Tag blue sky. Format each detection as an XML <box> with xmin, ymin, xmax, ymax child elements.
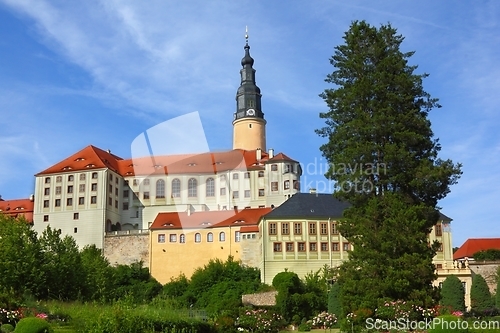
<box><xmin>0</xmin><ymin>1</ymin><xmax>498</xmax><ymax>247</ymax></box>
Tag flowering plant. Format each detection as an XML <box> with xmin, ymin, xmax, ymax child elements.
<box><xmin>0</xmin><ymin>308</ymin><xmax>21</xmax><ymax>325</ymax></box>
<box><xmin>311</xmin><ymin>311</ymin><xmax>337</xmax><ymax>329</ymax></box>
<box><xmin>236</xmin><ymin>308</ymin><xmax>286</xmax><ymax>333</ymax></box>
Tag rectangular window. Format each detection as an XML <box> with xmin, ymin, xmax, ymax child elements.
<box><xmin>133</xmin><ymin>179</ymin><xmax>138</xmax><ymax>186</ymax></box>
<box><xmin>293</xmin><ymin>180</ymin><xmax>299</xmax><ymax>190</ymax></box>
<box><xmin>123</xmin><ymin>190</ymin><xmax>129</xmax><ymax>198</ymax></box>
<box><xmin>78</xmin><ymin>197</ymin><xmax>84</xmax><ymax>205</ymax></box>
<box><xmin>43</xmin><ymin>215</ymin><xmax>49</xmax><ymax>222</ymax></box>
<box><xmin>284</xmin><ymin>164</ymin><xmax>291</xmax><ymax>173</ymax></box>
<box><xmin>143</xmin><ymin>192</ymin><xmax>150</xmax><ymax>200</ymax></box>
<box><xmin>235</xmin><ymin>231</ymin><xmax>241</xmax><ymax>242</ymax></box>
<box><xmin>67</xmin><ymin>185</ymin><xmax>73</xmax><ymax>194</ymax></box>
<box><xmin>297</xmin><ymin>242</ymin><xmax>306</xmax><ymax>252</ymax></box>
<box><xmin>244</xmin><ymin>172</ymin><xmax>250</xmax><ymax>179</ymax></box>
<box><xmin>108</xmin><ymin>197</ymin><xmax>112</xmax><ymax>206</ymax></box>
<box><xmin>271</xmin><ymin>164</ymin><xmax>278</xmax><ymax>171</ymax></box>
<box><xmin>115</xmin><ymin>188</ymin><xmax>118</xmax><ymax>196</ymax></box>
<box><xmin>73</xmin><ymin>213</ymin><xmax>79</xmax><ymax>220</ymax></box>
<box><xmin>436</xmin><ymin>264</ymin><xmax>443</xmax><ymax>270</ymax></box>
<box><xmin>331</xmin><ymin>222</ymin><xmax>339</xmax><ymax>235</ymax></box>
<box><xmin>158</xmin><ymin>234</ymin><xmax>165</xmax><ymax>243</ymax></box>
<box><xmin>284</xmin><ymin>180</ymin><xmax>290</xmax><ymax>190</ymax></box>
<box><xmin>244</xmin><ymin>190</ymin><xmax>251</xmax><ymax>198</ymax></box>
<box><xmin>91</xmin><ymin>196</ymin><xmax>97</xmax><ymax>204</ymax></box>
<box><xmin>55</xmin><ymin>186</ymin><xmax>61</xmax><ymax>195</ymax></box>
<box><xmin>109</xmin><ymin>184</ymin><xmax>113</xmax><ymax>193</ymax></box>
<box><xmin>309</xmin><ymin>242</ymin><xmax>317</xmax><ymax>252</ymax></box>
<box><xmin>332</xmin><ymin>242</ymin><xmax>339</xmax><ymax>251</ymax></box>
<box><xmin>286</xmin><ymin>242</ymin><xmax>294</xmax><ymax>252</ymax></box>
<box><xmin>259</xmin><ymin>188</ymin><xmax>265</xmax><ymax>196</ymax></box>
<box><xmin>271</xmin><ymin>182</ymin><xmax>278</xmax><ymax>191</ymax></box>
<box><xmin>74</xmin><ymin>227</ymin><xmax>78</xmax><ymax>233</ymax></box>
<box><xmin>435</xmin><ymin>224</ymin><xmax>442</xmax><ymax>236</ymax></box>
<box><xmin>43</xmin><ymin>200</ymin><xmax>49</xmax><ymax>208</ymax></box>
<box><xmin>169</xmin><ymin>234</ymin><xmax>177</xmax><ymax>242</ymax></box>
<box><xmin>56</xmin><ymin>176</ymin><xmax>62</xmax><ymax>183</ymax></box>
<box><xmin>44</xmin><ymin>188</ymin><xmax>50</xmax><ymax>196</ymax></box>
<box><xmin>320</xmin><ymin>222</ymin><xmax>328</xmax><ymax>235</ymax></box>
<box><xmin>343</xmin><ymin>242</ymin><xmax>351</xmax><ymax>251</ymax></box>
<box><xmin>91</xmin><ymin>183</ymin><xmax>97</xmax><ymax>191</ymax></box>
<box><xmin>220</xmin><ymin>187</ymin><xmax>226</xmax><ymax>196</ymax></box>
<box><xmin>55</xmin><ymin>199</ymin><xmax>61</xmax><ymax>207</ymax></box>
<box><xmin>437</xmin><ymin>243</ymin><xmax>443</xmax><ymax>252</ymax></box>
<box><xmin>67</xmin><ymin>198</ymin><xmax>73</xmax><ymax>206</ymax></box>
<box><xmin>309</xmin><ymin>222</ymin><xmax>316</xmax><ymax>235</ymax></box>
<box><xmin>273</xmin><ymin>242</ymin><xmax>282</xmax><ymax>252</ymax></box>
<box><xmin>258</xmin><ymin>171</ymin><xmax>264</xmax><ymax>178</ymax></box>
<box><xmin>109</xmin><ymin>174</ymin><xmax>113</xmax><ymax>181</ymax></box>
<box><xmin>294</xmin><ymin>222</ymin><xmax>302</xmax><ymax>235</ymax></box>
<box><xmin>281</xmin><ymin>222</ymin><xmax>289</xmax><ymax>235</ymax></box>
<box><xmin>269</xmin><ymin>222</ymin><xmax>277</xmax><ymax>235</ymax></box>
<box><xmin>79</xmin><ymin>184</ymin><xmax>85</xmax><ymax>193</ymax></box>
<box><xmin>122</xmin><ymin>202</ymin><xmax>129</xmax><ymax>210</ymax></box>
<box><xmin>80</xmin><ymin>173</ymin><xmax>86</xmax><ymax>181</ymax></box>
<box><xmin>143</xmin><ymin>179</ymin><xmax>150</xmax><ymax>186</ymax></box>
<box><xmin>233</xmin><ymin>173</ymin><xmax>239</xmax><ymax>180</ymax></box>
<box><xmin>233</xmin><ymin>191</ymin><xmax>239</xmax><ymax>199</ymax></box>
<box><xmin>115</xmin><ymin>200</ymin><xmax>118</xmax><ymax>208</ymax></box>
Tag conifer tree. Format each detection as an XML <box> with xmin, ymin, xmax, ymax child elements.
<box><xmin>470</xmin><ymin>274</ymin><xmax>494</xmax><ymax>313</ymax></box>
<box><xmin>440</xmin><ymin>275</ymin><xmax>465</xmax><ymax>312</ymax></box>
<box><xmin>316</xmin><ymin>20</ymin><xmax>462</xmax><ymax>322</ymax></box>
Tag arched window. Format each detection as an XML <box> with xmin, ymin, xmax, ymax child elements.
<box><xmin>156</xmin><ymin>179</ymin><xmax>165</xmax><ymax>198</ymax></box>
<box><xmin>172</xmin><ymin>179</ymin><xmax>181</xmax><ymax>197</ymax></box>
<box><xmin>180</xmin><ymin>234</ymin><xmax>185</xmax><ymax>243</ymax></box>
<box><xmin>56</xmin><ymin>176</ymin><xmax>62</xmax><ymax>183</ymax></box>
<box><xmin>188</xmin><ymin>178</ymin><xmax>197</xmax><ymax>197</ymax></box>
<box><xmin>207</xmin><ymin>232</ymin><xmax>213</xmax><ymax>242</ymax></box>
<box><xmin>195</xmin><ymin>233</ymin><xmax>201</xmax><ymax>243</ymax></box>
<box><xmin>68</xmin><ymin>175</ymin><xmax>74</xmax><ymax>181</ymax></box>
<box><xmin>44</xmin><ymin>177</ymin><xmax>51</xmax><ymax>184</ymax></box>
<box><xmin>206</xmin><ymin>177</ymin><xmax>215</xmax><ymax>197</ymax></box>
<box><xmin>219</xmin><ymin>232</ymin><xmax>225</xmax><ymax>242</ymax></box>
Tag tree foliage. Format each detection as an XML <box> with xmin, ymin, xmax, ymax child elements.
<box><xmin>316</xmin><ymin>20</ymin><xmax>462</xmax><ymax>323</ymax></box>
<box><xmin>470</xmin><ymin>274</ymin><xmax>495</xmax><ymax>313</ymax></box>
<box><xmin>473</xmin><ymin>249</ymin><xmax>500</xmax><ymax>261</ymax></box>
<box><xmin>440</xmin><ymin>275</ymin><xmax>465</xmax><ymax>312</ymax></box>
<box><xmin>328</xmin><ymin>282</ymin><xmax>342</xmax><ymax>320</ymax></box>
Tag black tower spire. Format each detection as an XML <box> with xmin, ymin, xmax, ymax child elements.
<box><xmin>234</xmin><ymin>29</ymin><xmax>264</xmax><ymax>121</ymax></box>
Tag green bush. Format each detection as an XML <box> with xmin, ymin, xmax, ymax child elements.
<box><xmin>471</xmin><ymin>274</ymin><xmax>495</xmax><ymax>314</ymax></box>
<box><xmin>428</xmin><ymin>315</ymin><xmax>468</xmax><ymax>333</ymax></box>
<box><xmin>328</xmin><ymin>282</ymin><xmax>342</xmax><ymax>320</ymax></box>
<box><xmin>13</xmin><ymin>317</ymin><xmax>52</xmax><ymax>333</ymax></box>
<box><xmin>0</xmin><ymin>324</ymin><xmax>15</xmax><ymax>333</ymax></box>
<box><xmin>440</xmin><ymin>275</ymin><xmax>465</xmax><ymax>312</ymax></box>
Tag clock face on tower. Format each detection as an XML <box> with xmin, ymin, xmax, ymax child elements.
<box><xmin>246</xmin><ymin>108</ymin><xmax>255</xmax><ymax>116</ymax></box>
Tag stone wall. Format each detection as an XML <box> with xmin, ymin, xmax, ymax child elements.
<box><xmin>242</xmin><ymin>291</ymin><xmax>277</xmax><ymax>306</ymax></box>
<box><xmin>470</xmin><ymin>261</ymin><xmax>499</xmax><ymax>294</ymax></box>
<box><xmin>104</xmin><ymin>231</ymin><xmax>149</xmax><ymax>268</ymax></box>
<box><xmin>240</xmin><ymin>233</ymin><xmax>261</xmax><ymax>268</ymax></box>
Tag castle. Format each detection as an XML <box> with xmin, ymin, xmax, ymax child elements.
<box><xmin>0</xmin><ymin>37</ymin><xmax>473</xmax><ymax>307</ymax></box>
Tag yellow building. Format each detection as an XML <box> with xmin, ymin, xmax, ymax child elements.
<box><xmin>149</xmin><ymin>207</ymin><xmax>271</xmax><ymax>284</ymax></box>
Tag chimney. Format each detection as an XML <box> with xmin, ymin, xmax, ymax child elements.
<box><xmin>268</xmin><ymin>148</ymin><xmax>274</xmax><ymax>159</ymax></box>
<box><xmin>309</xmin><ymin>188</ymin><xmax>317</xmax><ymax>194</ymax></box>
<box><xmin>187</xmin><ymin>206</ymin><xmax>192</xmax><ymax>216</ymax></box>
<box><xmin>29</xmin><ymin>194</ymin><xmax>34</xmax><ymax>202</ymax></box>
<box><xmin>0</xmin><ymin>195</ymin><xmax>3</xmax><ymax>201</ymax></box>
<box><xmin>256</xmin><ymin>148</ymin><xmax>262</xmax><ymax>161</ymax></box>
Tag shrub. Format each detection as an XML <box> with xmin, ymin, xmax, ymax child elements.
<box><xmin>440</xmin><ymin>275</ymin><xmax>465</xmax><ymax>312</ymax></box>
<box><xmin>428</xmin><ymin>314</ymin><xmax>468</xmax><ymax>333</ymax></box>
<box><xmin>471</xmin><ymin>274</ymin><xmax>495</xmax><ymax>314</ymax></box>
<box><xmin>13</xmin><ymin>317</ymin><xmax>52</xmax><ymax>333</ymax></box>
<box><xmin>0</xmin><ymin>324</ymin><xmax>15</xmax><ymax>333</ymax></box>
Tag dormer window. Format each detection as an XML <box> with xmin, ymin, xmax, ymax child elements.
<box><xmin>75</xmin><ymin>157</ymin><xmax>85</xmax><ymax>161</ymax></box>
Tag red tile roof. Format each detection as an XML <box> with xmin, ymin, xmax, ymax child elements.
<box><xmin>267</xmin><ymin>152</ymin><xmax>298</xmax><ymax>163</ymax></box>
<box><xmin>36</xmin><ymin>145</ymin><xmax>298</xmax><ymax>178</ymax></box>
<box><xmin>36</xmin><ymin>145</ymin><xmax>123</xmax><ymax>175</ymax></box>
<box><xmin>150</xmin><ymin>207</ymin><xmax>272</xmax><ymax>231</ymax></box>
<box><xmin>453</xmin><ymin>238</ymin><xmax>500</xmax><ymax>260</ymax></box>
<box><xmin>0</xmin><ymin>198</ymin><xmax>34</xmax><ymax>223</ymax></box>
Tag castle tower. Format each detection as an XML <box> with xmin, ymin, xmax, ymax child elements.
<box><xmin>232</xmin><ymin>29</ymin><xmax>266</xmax><ymax>151</ymax></box>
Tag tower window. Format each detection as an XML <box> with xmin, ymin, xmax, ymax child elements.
<box><xmin>249</xmin><ymin>124</ymin><xmax>252</xmax><ymax>128</ymax></box>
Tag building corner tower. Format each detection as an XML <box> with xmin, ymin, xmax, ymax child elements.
<box><xmin>232</xmin><ymin>31</ymin><xmax>266</xmax><ymax>151</ymax></box>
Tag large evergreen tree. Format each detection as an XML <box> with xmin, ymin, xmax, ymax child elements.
<box><xmin>316</xmin><ymin>21</ymin><xmax>462</xmax><ymax>322</ymax></box>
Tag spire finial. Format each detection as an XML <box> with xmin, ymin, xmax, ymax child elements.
<box><xmin>245</xmin><ymin>26</ymin><xmax>249</xmax><ymax>44</ymax></box>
